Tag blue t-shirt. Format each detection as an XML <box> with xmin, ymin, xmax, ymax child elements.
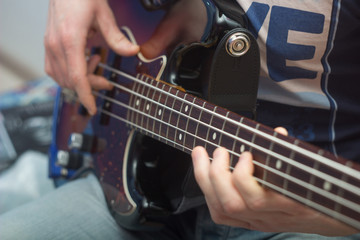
<box><xmin>236</xmin><ymin>0</ymin><xmax>360</xmax><ymax>162</ymax></box>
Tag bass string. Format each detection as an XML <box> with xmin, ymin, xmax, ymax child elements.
<box><xmin>93</xmin><ymin>70</ymin><xmax>360</xmax><ymax>198</ymax></box>
<box><xmin>96</xmin><ymin>106</ymin><xmax>360</xmax><ymax>228</ymax></box>
<box><xmin>91</xmin><ymin>90</ymin><xmax>360</xmax><ymax>213</ymax></box>
<box><xmin>97</xmin><ymin>62</ymin><xmax>359</xmax><ymax>180</ymax></box>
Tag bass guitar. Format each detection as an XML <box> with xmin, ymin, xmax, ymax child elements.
<box><xmin>49</xmin><ymin>0</ymin><xmax>360</xmax><ymax>231</ymax></box>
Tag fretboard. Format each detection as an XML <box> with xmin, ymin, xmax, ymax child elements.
<box><xmin>97</xmin><ymin>69</ymin><xmax>360</xmax><ymax>230</ymax></box>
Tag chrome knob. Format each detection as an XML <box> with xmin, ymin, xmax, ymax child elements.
<box><xmin>226</xmin><ymin>32</ymin><xmax>251</xmax><ymax>57</ymax></box>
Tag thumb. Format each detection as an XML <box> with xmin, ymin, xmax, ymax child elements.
<box><xmin>95</xmin><ymin>3</ymin><xmax>139</xmax><ymax>56</ymax></box>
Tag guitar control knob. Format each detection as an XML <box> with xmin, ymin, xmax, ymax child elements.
<box><xmin>68</xmin><ymin>133</ymin><xmax>106</xmax><ymax>153</ymax></box>
<box><xmin>56</xmin><ymin>150</ymin><xmax>85</xmax><ymax>169</ymax></box>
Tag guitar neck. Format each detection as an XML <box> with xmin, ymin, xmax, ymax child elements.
<box><xmin>96</xmin><ymin>68</ymin><xmax>360</xmax><ymax>230</ymax></box>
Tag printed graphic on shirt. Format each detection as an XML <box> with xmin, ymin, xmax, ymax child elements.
<box><xmin>237</xmin><ymin>0</ymin><xmax>337</xmax><ymax>109</ymax></box>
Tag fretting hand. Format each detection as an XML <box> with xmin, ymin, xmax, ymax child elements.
<box><xmin>191</xmin><ymin>127</ymin><xmax>357</xmax><ymax>236</ymax></box>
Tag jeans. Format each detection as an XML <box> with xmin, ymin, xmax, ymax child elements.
<box><xmin>0</xmin><ymin>173</ymin><xmax>358</xmax><ymax>240</ymax></box>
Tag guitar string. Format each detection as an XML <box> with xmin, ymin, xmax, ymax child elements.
<box><xmin>76</xmin><ymin>63</ymin><xmax>360</xmax><ymax>225</ymax></box>
<box><xmin>91</xmin><ymin>89</ymin><xmax>360</xmax><ymax>213</ymax></box>
<box><xmin>93</xmin><ymin>71</ymin><xmax>360</xmax><ymax>199</ymax></box>
<box><xmin>97</xmin><ymin>62</ymin><xmax>359</xmax><ymax>179</ymax></box>
<box><xmin>93</xmin><ymin>63</ymin><xmax>360</xmax><ymax>195</ymax></box>
<box><xmin>95</xmin><ymin>105</ymin><xmax>360</xmax><ymax>229</ymax></box>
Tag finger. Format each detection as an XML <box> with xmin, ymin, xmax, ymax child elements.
<box><xmin>96</xmin><ymin>4</ymin><xmax>139</xmax><ymax>56</ymax></box>
<box><xmin>209</xmin><ymin>148</ymin><xmax>245</xmax><ymax>212</ymax></box>
<box><xmin>141</xmin><ymin>14</ymin><xmax>181</xmax><ymax>59</ymax></box>
<box><xmin>87</xmin><ymin>54</ymin><xmax>101</xmax><ymax>74</ymax></box>
<box><xmin>87</xmin><ymin>55</ymin><xmax>113</xmax><ymax>90</ymax></box>
<box><xmin>62</xmin><ymin>25</ymin><xmax>97</xmax><ymax>115</ymax></box>
<box><xmin>44</xmin><ymin>12</ymin><xmax>69</xmax><ymax>86</ymax></box>
<box><xmin>274</xmin><ymin>127</ymin><xmax>288</xmax><ymax>136</ymax></box>
<box><xmin>232</xmin><ymin>152</ymin><xmax>267</xmax><ymax>209</ymax></box>
<box><xmin>46</xmin><ymin>43</ymin><xmax>70</xmax><ymax>86</ymax></box>
<box><xmin>192</xmin><ymin>146</ymin><xmax>213</xmax><ymax>196</ymax></box>
<box><xmin>45</xmin><ymin>48</ymin><xmax>69</xmax><ymax>87</ymax></box>
<box><xmin>232</xmin><ymin>152</ymin><xmax>292</xmax><ymax>212</ymax></box>
<box><xmin>69</xmin><ymin>58</ymin><xmax>97</xmax><ymax>116</ymax></box>
<box><xmin>192</xmin><ymin>147</ymin><xmax>240</xmax><ymax>225</ymax></box>
<box><xmin>88</xmin><ymin>75</ymin><xmax>113</xmax><ymax>91</ymax></box>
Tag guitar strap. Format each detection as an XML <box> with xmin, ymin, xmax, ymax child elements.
<box><xmin>173</xmin><ymin>0</ymin><xmax>260</xmax><ymax>214</ymax></box>
<box><xmin>206</xmin><ymin>27</ymin><xmax>259</xmax><ymax>117</ymax></box>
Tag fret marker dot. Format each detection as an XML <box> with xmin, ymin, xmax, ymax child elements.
<box><xmin>179</xmin><ymin>133</ymin><xmax>182</xmax><ymax>141</ymax></box>
<box><xmin>276</xmin><ymin>160</ymin><xmax>282</xmax><ymax>169</ymax></box>
<box><xmin>136</xmin><ymin>99</ymin><xmax>140</xmax><ymax>106</ymax></box>
<box><xmin>240</xmin><ymin>144</ymin><xmax>245</xmax><ymax>152</ymax></box>
<box><xmin>212</xmin><ymin>132</ymin><xmax>217</xmax><ymax>140</ymax></box>
<box><xmin>185</xmin><ymin>105</ymin><xmax>189</xmax><ymax>112</ymax></box>
<box><xmin>146</xmin><ymin>104</ymin><xmax>150</xmax><ymax>111</ymax></box>
<box><xmin>158</xmin><ymin>109</ymin><xmax>162</xmax><ymax>116</ymax></box>
<box><xmin>323</xmin><ymin>181</ymin><xmax>332</xmax><ymax>191</ymax></box>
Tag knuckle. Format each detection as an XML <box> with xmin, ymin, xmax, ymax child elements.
<box><xmin>194</xmin><ymin>170</ymin><xmax>206</xmax><ymax>184</ymax></box>
<box><xmin>59</xmin><ymin>28</ymin><xmax>75</xmax><ymax>49</ymax></box>
<box><xmin>208</xmin><ymin>165</ymin><xmax>219</xmax><ymax>180</ymax></box>
<box><xmin>222</xmin><ymin>200</ymin><xmax>243</xmax><ymax>215</ymax></box>
<box><xmin>44</xmin><ymin>65</ymin><xmax>53</xmax><ymax>76</ymax></box>
<box><xmin>112</xmin><ymin>33</ymin><xmax>126</xmax><ymax>45</ymax></box>
<box><xmin>248</xmin><ymin>198</ymin><xmax>266</xmax><ymax>211</ymax></box>
<box><xmin>210</xmin><ymin>212</ymin><xmax>226</xmax><ymax>225</ymax></box>
<box><xmin>69</xmin><ymin>73</ymin><xmax>81</xmax><ymax>87</ymax></box>
<box><xmin>44</xmin><ymin>60</ymin><xmax>53</xmax><ymax>76</ymax></box>
<box><xmin>44</xmin><ymin>34</ymin><xmax>57</xmax><ymax>50</ymax></box>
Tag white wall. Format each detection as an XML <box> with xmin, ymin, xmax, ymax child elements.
<box><xmin>0</xmin><ymin>0</ymin><xmax>49</xmax><ymax>93</ymax></box>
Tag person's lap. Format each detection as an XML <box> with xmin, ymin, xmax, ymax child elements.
<box><xmin>0</xmin><ymin>173</ymin><xmax>357</xmax><ymax>240</ymax></box>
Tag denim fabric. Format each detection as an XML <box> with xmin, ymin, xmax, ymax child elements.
<box><xmin>0</xmin><ymin>174</ymin><xmax>358</xmax><ymax>240</ymax></box>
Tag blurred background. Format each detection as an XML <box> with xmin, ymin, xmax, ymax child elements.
<box><xmin>0</xmin><ymin>0</ymin><xmax>57</xmax><ymax>164</ymax></box>
<box><xmin>0</xmin><ymin>0</ymin><xmax>49</xmax><ymax>93</ymax></box>
<box><xmin>0</xmin><ymin>1</ymin><xmax>56</xmax><ymax>212</ymax></box>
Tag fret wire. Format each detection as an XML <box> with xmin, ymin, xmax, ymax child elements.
<box><xmin>94</xmin><ymin>90</ymin><xmax>360</xmax><ymax>202</ymax></box>
<box><xmin>151</xmin><ymin>80</ymin><xmax>161</xmax><ymax>136</ymax></box>
<box><xmin>185</xmin><ymin>97</ymin><xmax>197</xmax><ymax>151</ymax></box>
<box><xmin>98</xmin><ymin>62</ymin><xmax>358</xmax><ymax>178</ymax></box>
<box><xmin>255</xmin><ymin>177</ymin><xmax>360</xmax><ymax>230</ymax></box>
<box><xmin>194</xmin><ymin>101</ymin><xmax>207</xmax><ymax>149</ymax></box>
<box><xmin>175</xmin><ymin>90</ymin><xmax>185</xmax><ymax>149</ymax></box>
<box><xmin>334</xmin><ymin>171</ymin><xmax>349</xmax><ymax>218</ymax></box>
<box><xmin>205</xmin><ymin>106</ymin><xmax>217</xmax><ymax>152</ymax></box>
<box><xmin>180</xmin><ymin>93</ymin><xmax>189</xmax><ymax>152</ymax></box>
<box><xmin>158</xmin><ymin>84</ymin><xmax>168</xmax><ymax>140</ymax></box>
<box><xmin>96</xmin><ymin>67</ymin><xmax>360</xmax><ymax>194</ymax></box>
<box><xmin>102</xmin><ymin>76</ymin><xmax>360</xmax><ymax>195</ymax></box>
<box><xmin>96</xmin><ymin>105</ymin><xmax>360</xmax><ymax>218</ymax></box>
<box><xmin>219</xmin><ymin>111</ymin><xmax>229</xmax><ymax>151</ymax></box>
<box><xmin>306</xmin><ymin>161</ymin><xmax>320</xmax><ymax>207</ymax></box>
<box><xmin>262</xmin><ymin>132</ymin><xmax>277</xmax><ymax>187</ymax></box>
<box><xmin>172</xmin><ymin>89</ymin><xmax>180</xmax><ymax>146</ymax></box>
<box><xmin>230</xmin><ymin>118</ymin><xmax>243</xmax><ymax>167</ymax></box>
<box><xmin>254</xmin><ymin>161</ymin><xmax>360</xmax><ymax>212</ymax></box>
<box><xmin>139</xmin><ymin>75</ymin><xmax>148</xmax><ymax>129</ymax></box>
<box><xmin>145</xmin><ymin>78</ymin><xmax>155</xmax><ymax>133</ymax></box>
<box><xmin>128</xmin><ymin>73</ymin><xmax>137</xmax><ymax>124</ymax></box>
<box><xmin>129</xmin><ymin>74</ymin><xmax>142</xmax><ymax>125</ymax></box>
<box><xmin>248</xmin><ymin>123</ymin><xmax>259</xmax><ymax>153</ymax></box>
<box><xmin>97</xmin><ymin>80</ymin><xmax>360</xmax><ymax>196</ymax></box>
<box><xmin>165</xmin><ymin>89</ymin><xmax>177</xmax><ymax>146</ymax></box>
<box><xmin>283</xmin><ymin>140</ymin><xmax>299</xmax><ymax>192</ymax></box>
<box><xmin>134</xmin><ymin>75</ymin><xmax>145</xmax><ymax>127</ymax></box>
